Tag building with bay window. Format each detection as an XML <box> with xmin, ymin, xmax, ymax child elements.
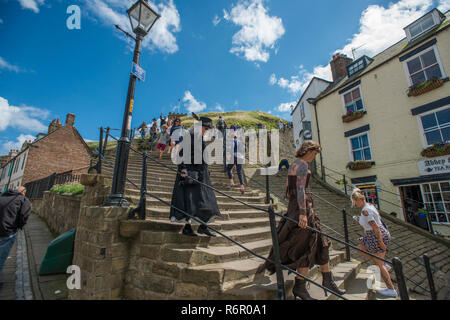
<box><xmin>310</xmin><ymin>8</ymin><xmax>450</xmax><ymax>235</ymax></box>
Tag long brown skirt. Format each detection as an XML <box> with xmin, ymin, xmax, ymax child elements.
<box><xmin>259</xmin><ymin>193</ymin><xmax>330</xmax><ymax>273</ymax></box>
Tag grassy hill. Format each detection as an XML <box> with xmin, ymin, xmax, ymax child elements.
<box><xmin>178</xmin><ymin>110</ymin><xmax>290</xmax><ymax>129</ymax></box>
<box><xmin>86</xmin><ymin>111</ymin><xmax>292</xmax><ymax>151</ymax></box>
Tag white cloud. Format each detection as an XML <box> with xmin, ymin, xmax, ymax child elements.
<box><xmin>1</xmin><ymin>134</ymin><xmax>36</xmax><ymax>154</ymax></box>
<box><xmin>183</xmin><ymin>91</ymin><xmax>206</xmax><ymax>113</ymax></box>
<box><xmin>0</xmin><ymin>57</ymin><xmax>21</xmax><ymax>73</ymax></box>
<box><xmin>85</xmin><ymin>0</ymin><xmax>181</xmax><ymax>54</ymax></box>
<box><xmin>18</xmin><ymin>0</ymin><xmax>45</xmax><ymax>13</ymax></box>
<box><xmin>437</xmin><ymin>0</ymin><xmax>450</xmax><ymax>11</ymax></box>
<box><xmin>213</xmin><ymin>14</ymin><xmax>221</xmax><ymax>26</ymax></box>
<box><xmin>276</xmin><ymin>101</ymin><xmax>296</xmax><ymax>113</ymax></box>
<box><xmin>0</xmin><ymin>96</ymin><xmax>50</xmax><ymax>133</ymax></box>
<box><xmin>214</xmin><ymin>104</ymin><xmax>225</xmax><ymax>113</ymax></box>
<box><xmin>223</xmin><ymin>0</ymin><xmax>285</xmax><ymax>63</ymax></box>
<box><xmin>271</xmin><ymin>0</ymin><xmax>438</xmax><ymax>97</ymax></box>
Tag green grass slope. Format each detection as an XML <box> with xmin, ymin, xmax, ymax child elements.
<box><xmin>178</xmin><ymin>110</ymin><xmax>290</xmax><ymax>129</ymax></box>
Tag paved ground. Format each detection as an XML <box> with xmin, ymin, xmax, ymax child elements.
<box><xmin>0</xmin><ymin>213</ymin><xmax>69</xmax><ymax>300</ymax></box>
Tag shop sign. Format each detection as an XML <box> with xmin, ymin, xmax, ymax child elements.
<box><xmin>418</xmin><ymin>155</ymin><xmax>450</xmax><ymax>175</ymax></box>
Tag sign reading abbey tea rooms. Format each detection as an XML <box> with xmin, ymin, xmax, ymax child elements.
<box><xmin>418</xmin><ymin>155</ymin><xmax>450</xmax><ymax>175</ymax></box>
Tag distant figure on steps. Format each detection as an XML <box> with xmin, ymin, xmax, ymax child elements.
<box><xmin>169</xmin><ymin>116</ymin><xmax>222</xmax><ymax>237</ymax></box>
<box><xmin>256</xmin><ymin>140</ymin><xmax>345</xmax><ymax>300</ymax></box>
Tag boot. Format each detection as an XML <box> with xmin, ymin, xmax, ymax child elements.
<box><xmin>197</xmin><ymin>224</ymin><xmax>216</xmax><ymax>237</ymax></box>
<box><xmin>322</xmin><ymin>272</ymin><xmax>346</xmax><ymax>297</ymax></box>
<box><xmin>182</xmin><ymin>224</ymin><xmax>197</xmax><ymax>237</ymax></box>
<box><xmin>292</xmin><ymin>278</ymin><xmax>316</xmax><ymax>300</ymax></box>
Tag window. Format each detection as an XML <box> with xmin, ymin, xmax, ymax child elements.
<box><xmin>343</xmin><ymin>87</ymin><xmax>364</xmax><ymax>113</ymax></box>
<box><xmin>420</xmin><ymin>108</ymin><xmax>450</xmax><ymax>146</ymax></box>
<box><xmin>348</xmin><ymin>60</ymin><xmax>364</xmax><ymax>77</ymax></box>
<box><xmin>406</xmin><ymin>48</ymin><xmax>443</xmax><ymax>86</ymax></box>
<box><xmin>21</xmin><ymin>153</ymin><xmax>27</xmax><ymax>170</ymax></box>
<box><xmin>300</xmin><ymin>102</ymin><xmax>305</xmax><ymax>120</ymax></box>
<box><xmin>14</xmin><ymin>157</ymin><xmax>20</xmax><ymax>173</ymax></box>
<box><xmin>409</xmin><ymin>15</ymin><xmax>435</xmax><ymax>39</ymax></box>
<box><xmin>350</xmin><ymin>133</ymin><xmax>372</xmax><ymax>161</ymax></box>
<box><xmin>421</xmin><ymin>182</ymin><xmax>450</xmax><ymax>223</ymax></box>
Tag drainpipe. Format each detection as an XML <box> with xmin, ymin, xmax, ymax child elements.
<box><xmin>311</xmin><ymin>99</ymin><xmax>323</xmax><ymax>173</ymax></box>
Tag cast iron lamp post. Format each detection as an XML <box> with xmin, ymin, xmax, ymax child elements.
<box><xmin>104</xmin><ymin>0</ymin><xmax>160</xmax><ymax>207</ymax></box>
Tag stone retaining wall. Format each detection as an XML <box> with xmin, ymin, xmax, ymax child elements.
<box><xmin>31</xmin><ymin>192</ymin><xmax>81</xmax><ymax>236</ymax></box>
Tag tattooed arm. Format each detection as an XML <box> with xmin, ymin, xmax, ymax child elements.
<box><xmin>296</xmin><ymin>160</ymin><xmax>308</xmax><ymax>216</ymax></box>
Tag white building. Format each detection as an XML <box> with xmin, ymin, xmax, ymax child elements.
<box><xmin>291</xmin><ymin>77</ymin><xmax>331</xmax><ymax>148</ymax></box>
<box><xmin>0</xmin><ymin>148</ymin><xmax>30</xmax><ymax>192</ymax></box>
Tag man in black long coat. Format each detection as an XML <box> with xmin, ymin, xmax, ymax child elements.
<box><xmin>169</xmin><ymin>117</ymin><xmax>222</xmax><ymax>237</ymax></box>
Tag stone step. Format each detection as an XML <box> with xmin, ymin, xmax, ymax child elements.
<box><xmin>124</xmin><ymin>188</ymin><xmax>266</xmax><ymax>203</ymax></box>
<box><xmin>185</xmin><ymin>250</ymin><xmax>345</xmax><ymax>293</ymax></box>
<box><xmin>102</xmin><ymin>165</ymin><xmax>236</xmax><ymax>181</ymax></box>
<box><xmin>126</xmin><ymin>195</ymin><xmax>271</xmax><ymax>211</ymax></box>
<box><xmin>123</xmin><ymin>182</ymin><xmax>261</xmax><ymax>196</ymax></box>
<box><xmin>160</xmin><ymin>239</ymin><xmax>273</xmax><ymax>266</ymax></box>
<box><xmin>217</xmin><ymin>250</ymin><xmax>347</xmax><ymax>299</ymax></box>
<box><xmin>140</xmin><ymin>225</ymin><xmax>275</xmax><ymax>249</ymax></box>
<box><xmin>145</xmin><ymin>207</ymin><xmax>269</xmax><ymax>221</ymax></box>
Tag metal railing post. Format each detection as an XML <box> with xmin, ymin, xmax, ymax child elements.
<box><xmin>322</xmin><ymin>166</ymin><xmax>326</xmax><ymax>183</ymax></box>
<box><xmin>392</xmin><ymin>257</ymin><xmax>409</xmax><ymax>300</ymax></box>
<box><xmin>342</xmin><ymin>209</ymin><xmax>351</xmax><ymax>261</ymax></box>
<box><xmin>128</xmin><ymin>151</ymin><xmax>147</xmax><ymax>220</ymax></box>
<box><xmin>265</xmin><ymin>174</ymin><xmax>270</xmax><ymax>204</ymax></box>
<box><xmin>422</xmin><ymin>254</ymin><xmax>437</xmax><ymax>300</ymax></box>
<box><xmin>343</xmin><ymin>174</ymin><xmax>348</xmax><ymax>196</ymax></box>
<box><xmin>103</xmin><ymin>127</ymin><xmax>110</xmax><ymax>157</ymax></box>
<box><xmin>268</xmin><ymin>206</ymin><xmax>286</xmax><ymax>300</ymax></box>
<box><xmin>425</xmin><ymin>211</ymin><xmax>435</xmax><ymax>235</ymax></box>
<box><xmin>97</xmin><ymin>127</ymin><xmax>104</xmax><ymax>174</ymax></box>
<box><xmin>375</xmin><ymin>185</ymin><xmax>381</xmax><ymax>210</ymax></box>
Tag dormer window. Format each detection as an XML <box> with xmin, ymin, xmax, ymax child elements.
<box><xmin>404</xmin><ymin>9</ymin><xmax>446</xmax><ymax>42</ymax></box>
<box><xmin>346</xmin><ymin>56</ymin><xmax>373</xmax><ymax>77</ymax></box>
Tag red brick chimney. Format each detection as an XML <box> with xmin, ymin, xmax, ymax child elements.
<box><xmin>66</xmin><ymin>113</ymin><xmax>75</xmax><ymax>127</ymax></box>
<box><xmin>48</xmin><ymin>120</ymin><xmax>57</xmax><ymax>134</ymax></box>
<box><xmin>329</xmin><ymin>53</ymin><xmax>353</xmax><ymax>82</ymax></box>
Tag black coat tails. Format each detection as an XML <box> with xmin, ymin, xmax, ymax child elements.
<box><xmin>169</xmin><ymin>130</ymin><xmax>222</xmax><ymax>224</ymax></box>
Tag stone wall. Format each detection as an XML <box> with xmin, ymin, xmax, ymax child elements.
<box><xmin>69</xmin><ymin>174</ymin><xmax>132</xmax><ymax>300</ymax></box>
<box><xmin>32</xmin><ymin>191</ymin><xmax>81</xmax><ymax>236</ymax></box>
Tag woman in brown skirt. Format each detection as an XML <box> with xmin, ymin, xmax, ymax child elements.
<box><xmin>256</xmin><ymin>140</ymin><xmax>345</xmax><ymax>300</ymax></box>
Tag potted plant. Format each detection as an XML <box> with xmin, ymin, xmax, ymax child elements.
<box><xmin>421</xmin><ymin>142</ymin><xmax>450</xmax><ymax>157</ymax></box>
<box><xmin>408</xmin><ymin>77</ymin><xmax>444</xmax><ymax>97</ymax></box>
<box><xmin>342</xmin><ymin>110</ymin><xmax>365</xmax><ymax>123</ymax></box>
<box><xmin>346</xmin><ymin>160</ymin><xmax>374</xmax><ymax>170</ymax></box>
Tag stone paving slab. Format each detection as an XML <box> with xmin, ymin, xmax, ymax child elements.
<box><xmin>0</xmin><ymin>241</ymin><xmax>17</xmax><ymax>300</ymax></box>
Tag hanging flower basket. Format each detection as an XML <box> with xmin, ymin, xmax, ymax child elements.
<box><xmin>346</xmin><ymin>160</ymin><xmax>374</xmax><ymax>170</ymax></box>
<box><xmin>408</xmin><ymin>77</ymin><xmax>444</xmax><ymax>97</ymax></box>
<box><xmin>342</xmin><ymin>110</ymin><xmax>365</xmax><ymax>123</ymax></box>
<box><xmin>335</xmin><ymin>179</ymin><xmax>345</xmax><ymax>185</ymax></box>
<box><xmin>421</xmin><ymin>142</ymin><xmax>450</xmax><ymax>158</ymax></box>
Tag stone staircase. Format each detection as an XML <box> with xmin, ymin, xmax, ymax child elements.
<box><xmin>99</xmin><ymin>141</ymin><xmax>361</xmax><ymax>300</ymax></box>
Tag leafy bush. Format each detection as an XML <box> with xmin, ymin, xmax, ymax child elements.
<box><xmin>50</xmin><ymin>183</ymin><xmax>84</xmax><ymax>196</ymax></box>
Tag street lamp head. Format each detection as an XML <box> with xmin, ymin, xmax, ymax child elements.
<box><xmin>127</xmin><ymin>0</ymin><xmax>160</xmax><ymax>36</ymax></box>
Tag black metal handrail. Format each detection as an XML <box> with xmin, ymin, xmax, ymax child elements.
<box><xmin>98</xmin><ymin>148</ymin><xmax>348</xmax><ymax>300</ymax></box>
<box><xmin>99</xmin><ymin>128</ymin><xmax>415</xmax><ymax>299</ymax></box>
<box><xmin>315</xmin><ymin>164</ymin><xmax>435</xmax><ymax>295</ymax></box>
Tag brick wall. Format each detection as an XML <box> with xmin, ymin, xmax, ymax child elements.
<box><xmin>23</xmin><ymin>126</ymin><xmax>91</xmax><ymax>184</ymax></box>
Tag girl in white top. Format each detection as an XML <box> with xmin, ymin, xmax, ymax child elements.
<box><xmin>351</xmin><ymin>188</ymin><xmax>397</xmax><ymax>298</ymax></box>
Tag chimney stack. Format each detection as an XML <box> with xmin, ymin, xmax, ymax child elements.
<box><xmin>66</xmin><ymin>113</ymin><xmax>75</xmax><ymax>127</ymax></box>
<box><xmin>329</xmin><ymin>53</ymin><xmax>353</xmax><ymax>82</ymax></box>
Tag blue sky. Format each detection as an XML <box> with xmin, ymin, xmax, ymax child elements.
<box><xmin>0</xmin><ymin>0</ymin><xmax>449</xmax><ymax>153</ymax></box>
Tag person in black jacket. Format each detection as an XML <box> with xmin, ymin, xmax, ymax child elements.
<box><xmin>169</xmin><ymin>116</ymin><xmax>222</xmax><ymax>237</ymax></box>
<box><xmin>0</xmin><ymin>186</ymin><xmax>31</xmax><ymax>272</ymax></box>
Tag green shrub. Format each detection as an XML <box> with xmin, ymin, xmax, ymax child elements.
<box><xmin>50</xmin><ymin>183</ymin><xmax>84</xmax><ymax>196</ymax></box>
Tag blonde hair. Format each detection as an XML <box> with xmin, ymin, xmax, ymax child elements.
<box><xmin>351</xmin><ymin>188</ymin><xmax>366</xmax><ymax>207</ymax></box>
<box><xmin>295</xmin><ymin>140</ymin><xmax>321</xmax><ymax>158</ymax></box>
